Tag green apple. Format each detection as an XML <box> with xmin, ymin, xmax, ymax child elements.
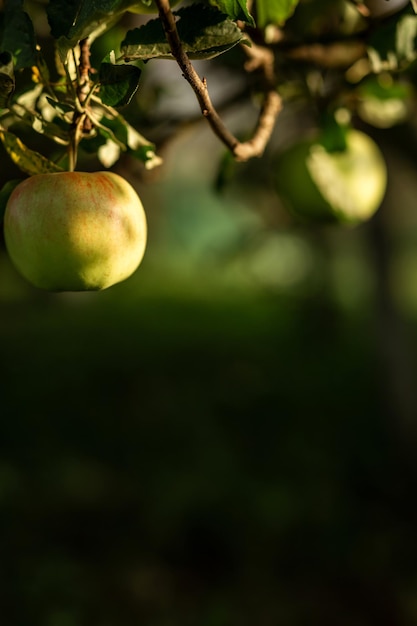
<box><xmin>274</xmin><ymin>129</ymin><xmax>387</xmax><ymax>224</ymax></box>
<box><xmin>127</xmin><ymin>0</ymin><xmax>181</xmax><ymax>14</ymax></box>
<box><xmin>3</xmin><ymin>171</ymin><xmax>147</xmax><ymax>291</ymax></box>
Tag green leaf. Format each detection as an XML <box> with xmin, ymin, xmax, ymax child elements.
<box><xmin>0</xmin><ymin>130</ymin><xmax>64</xmax><ymax>175</ymax></box>
<box><xmin>82</xmin><ymin>113</ymin><xmax>162</xmax><ymax>169</ymax></box>
<box><xmin>367</xmin><ymin>7</ymin><xmax>417</xmax><ymax>72</ymax></box>
<box><xmin>208</xmin><ymin>0</ymin><xmax>254</xmax><ymax>25</ymax></box>
<box><xmin>46</xmin><ymin>0</ymin><xmax>149</xmax><ymax>51</ymax></box>
<box><xmin>0</xmin><ymin>178</ymin><xmax>21</xmax><ymax>222</ymax></box>
<box><xmin>0</xmin><ymin>51</ymin><xmax>15</xmax><ymax>109</ymax></box>
<box><xmin>46</xmin><ymin>0</ymin><xmax>82</xmax><ymax>40</ymax></box>
<box><xmin>44</xmin><ymin>96</ymin><xmax>75</xmax><ymax>116</ymax></box>
<box><xmin>0</xmin><ymin>0</ymin><xmax>37</xmax><ymax>70</ymax></box>
<box><xmin>396</xmin><ymin>13</ymin><xmax>417</xmax><ymax>61</ymax></box>
<box><xmin>121</xmin><ymin>3</ymin><xmax>246</xmax><ymax>61</ymax></box>
<box><xmin>99</xmin><ymin>59</ymin><xmax>142</xmax><ymax>107</ymax></box>
<box><xmin>255</xmin><ymin>0</ymin><xmax>300</xmax><ymax>27</ymax></box>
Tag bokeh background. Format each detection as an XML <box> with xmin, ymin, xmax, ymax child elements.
<box><xmin>2</xmin><ymin>2</ymin><xmax>417</xmax><ymax>625</ymax></box>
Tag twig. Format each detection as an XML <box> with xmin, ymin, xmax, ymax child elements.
<box><xmin>76</xmin><ymin>38</ymin><xmax>93</xmax><ymax>132</ymax></box>
<box><xmin>68</xmin><ymin>38</ymin><xmax>94</xmax><ymax>170</ymax></box>
<box><xmin>78</xmin><ymin>39</ymin><xmax>92</xmax><ymax>101</ymax></box>
<box><xmin>154</xmin><ymin>0</ymin><xmax>281</xmax><ymax>161</ymax></box>
<box><xmin>285</xmin><ymin>41</ymin><xmax>367</xmax><ymax>69</ymax></box>
<box><xmin>237</xmin><ymin>33</ymin><xmax>282</xmax><ymax>161</ymax></box>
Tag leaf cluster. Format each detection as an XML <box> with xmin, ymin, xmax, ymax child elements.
<box><xmin>0</xmin><ymin>0</ymin><xmax>416</xmax><ymax>179</ymax></box>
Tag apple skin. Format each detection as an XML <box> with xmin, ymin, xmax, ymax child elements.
<box><xmin>274</xmin><ymin>130</ymin><xmax>387</xmax><ymax>225</ymax></box>
<box><xmin>4</xmin><ymin>171</ymin><xmax>147</xmax><ymax>291</ymax></box>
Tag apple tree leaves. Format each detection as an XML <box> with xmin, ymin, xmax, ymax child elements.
<box><xmin>99</xmin><ymin>59</ymin><xmax>142</xmax><ymax>108</ymax></box>
<box><xmin>120</xmin><ymin>3</ymin><xmax>247</xmax><ymax>61</ymax></box>
<box><xmin>255</xmin><ymin>0</ymin><xmax>300</xmax><ymax>27</ymax></box>
<box><xmin>46</xmin><ymin>0</ymin><xmax>143</xmax><ymax>52</ymax></box>
<box><xmin>79</xmin><ymin>113</ymin><xmax>161</xmax><ymax>170</ymax></box>
<box><xmin>0</xmin><ymin>1</ymin><xmax>36</xmax><ymax>109</ymax></box>
<box><xmin>0</xmin><ymin>52</ymin><xmax>14</xmax><ymax>110</ymax></box>
<box><xmin>0</xmin><ymin>0</ymin><xmax>37</xmax><ymax>72</ymax></box>
<box><xmin>367</xmin><ymin>4</ymin><xmax>417</xmax><ymax>71</ymax></box>
<box><xmin>0</xmin><ymin>130</ymin><xmax>64</xmax><ymax>175</ymax></box>
<box><xmin>9</xmin><ymin>0</ymin><xmax>414</xmax><ymax>179</ymax></box>
<box><xmin>209</xmin><ymin>0</ymin><xmax>254</xmax><ymax>25</ymax></box>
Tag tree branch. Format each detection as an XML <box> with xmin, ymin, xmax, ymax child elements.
<box><xmin>69</xmin><ymin>38</ymin><xmax>93</xmax><ymax>171</ymax></box>
<box><xmin>284</xmin><ymin>41</ymin><xmax>367</xmax><ymax>69</ymax></box>
<box><xmin>154</xmin><ymin>0</ymin><xmax>281</xmax><ymax>162</ymax></box>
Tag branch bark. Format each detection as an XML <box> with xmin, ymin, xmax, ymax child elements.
<box><xmin>154</xmin><ymin>0</ymin><xmax>282</xmax><ymax>161</ymax></box>
<box><xmin>69</xmin><ymin>38</ymin><xmax>93</xmax><ymax>171</ymax></box>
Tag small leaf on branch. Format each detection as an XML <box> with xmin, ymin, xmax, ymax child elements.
<box><xmin>0</xmin><ymin>130</ymin><xmax>63</xmax><ymax>175</ymax></box>
<box><xmin>109</xmin><ymin>115</ymin><xmax>162</xmax><ymax>169</ymax></box>
<box><xmin>0</xmin><ymin>0</ymin><xmax>37</xmax><ymax>70</ymax></box>
<box><xmin>368</xmin><ymin>7</ymin><xmax>417</xmax><ymax>72</ymax></box>
<box><xmin>99</xmin><ymin>60</ymin><xmax>142</xmax><ymax>107</ymax></box>
<box><xmin>81</xmin><ymin>113</ymin><xmax>162</xmax><ymax>169</ymax></box>
<box><xmin>208</xmin><ymin>0</ymin><xmax>254</xmax><ymax>25</ymax></box>
<box><xmin>98</xmin><ymin>139</ymin><xmax>121</xmax><ymax>168</ymax></box>
<box><xmin>46</xmin><ymin>0</ymin><xmax>80</xmax><ymax>39</ymax></box>
<box><xmin>255</xmin><ymin>0</ymin><xmax>300</xmax><ymax>27</ymax></box>
<box><xmin>46</xmin><ymin>0</ymin><xmax>146</xmax><ymax>52</ymax></box>
<box><xmin>0</xmin><ymin>51</ymin><xmax>15</xmax><ymax>109</ymax></box>
<box><xmin>121</xmin><ymin>4</ymin><xmax>247</xmax><ymax>61</ymax></box>
<box><xmin>44</xmin><ymin>97</ymin><xmax>75</xmax><ymax>117</ymax></box>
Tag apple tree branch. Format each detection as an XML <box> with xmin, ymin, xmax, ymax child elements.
<box><xmin>154</xmin><ymin>0</ymin><xmax>282</xmax><ymax>162</ymax></box>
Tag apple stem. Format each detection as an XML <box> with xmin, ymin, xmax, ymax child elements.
<box><xmin>68</xmin><ymin>132</ymin><xmax>78</xmax><ymax>172</ymax></box>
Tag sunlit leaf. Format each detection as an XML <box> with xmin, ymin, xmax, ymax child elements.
<box><xmin>44</xmin><ymin>97</ymin><xmax>74</xmax><ymax>117</ymax></box>
<box><xmin>208</xmin><ymin>0</ymin><xmax>254</xmax><ymax>25</ymax></box>
<box><xmin>81</xmin><ymin>112</ymin><xmax>162</xmax><ymax>169</ymax></box>
<box><xmin>368</xmin><ymin>6</ymin><xmax>417</xmax><ymax>72</ymax></box>
<box><xmin>97</xmin><ymin>138</ymin><xmax>121</xmax><ymax>167</ymax></box>
<box><xmin>255</xmin><ymin>0</ymin><xmax>300</xmax><ymax>27</ymax></box>
<box><xmin>0</xmin><ymin>130</ymin><xmax>63</xmax><ymax>175</ymax></box>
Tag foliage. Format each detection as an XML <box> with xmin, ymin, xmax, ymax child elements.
<box><xmin>0</xmin><ymin>0</ymin><xmax>415</xmax><ymax>186</ymax></box>
<box><xmin>1</xmin><ymin>0</ymin><xmax>417</xmax><ymax>294</ymax></box>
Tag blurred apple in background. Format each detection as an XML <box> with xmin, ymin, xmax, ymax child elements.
<box><xmin>274</xmin><ymin>129</ymin><xmax>387</xmax><ymax>225</ymax></box>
